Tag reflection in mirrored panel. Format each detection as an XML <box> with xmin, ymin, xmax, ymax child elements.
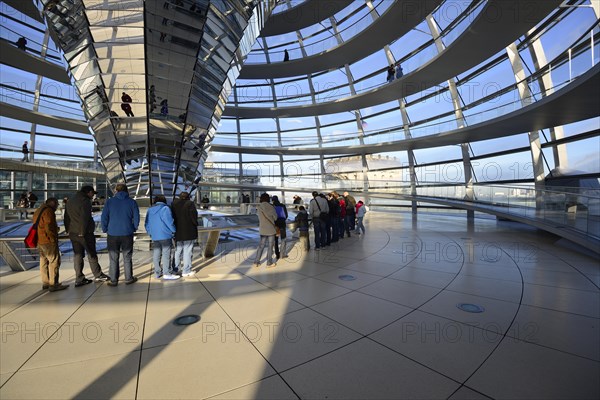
<box><xmin>42</xmin><ymin>0</ymin><xmax>276</xmax><ymax>201</ymax></box>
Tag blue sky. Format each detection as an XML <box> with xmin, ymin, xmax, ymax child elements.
<box><xmin>0</xmin><ymin>0</ymin><xmax>598</xmax><ymax>183</ymax></box>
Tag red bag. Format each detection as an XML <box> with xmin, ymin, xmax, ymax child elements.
<box><xmin>24</xmin><ymin>206</ymin><xmax>45</xmax><ymax>249</ymax></box>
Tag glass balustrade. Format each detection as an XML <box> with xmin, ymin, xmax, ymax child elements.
<box><xmin>244</xmin><ymin>0</ymin><xmax>390</xmax><ymax>63</ymax></box>
<box><xmin>235</xmin><ymin>0</ymin><xmax>485</xmax><ymax>105</ymax></box>
<box><xmin>214</xmin><ymin>28</ymin><xmax>599</xmax><ymax>149</ymax></box>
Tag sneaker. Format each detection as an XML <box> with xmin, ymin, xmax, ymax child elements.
<box><xmin>107</xmin><ymin>281</ymin><xmax>118</xmax><ymax>287</ymax></box>
<box><xmin>163</xmin><ymin>274</ymin><xmax>180</xmax><ymax>280</ymax></box>
<box><xmin>49</xmin><ymin>284</ymin><xmax>68</xmax><ymax>292</ymax></box>
<box><xmin>253</xmin><ymin>263</ymin><xmax>260</xmax><ymax>268</ymax></box>
<box><xmin>182</xmin><ymin>272</ymin><xmax>195</xmax><ymax>277</ymax></box>
<box><xmin>42</xmin><ymin>284</ymin><xmax>50</xmax><ymax>290</ymax></box>
<box><xmin>94</xmin><ymin>274</ymin><xmax>110</xmax><ymax>282</ymax></box>
<box><xmin>266</xmin><ymin>263</ymin><xmax>277</xmax><ymax>268</ymax></box>
<box><xmin>124</xmin><ymin>277</ymin><xmax>138</xmax><ymax>285</ymax></box>
<box><xmin>75</xmin><ymin>278</ymin><xmax>93</xmax><ymax>287</ymax></box>
<box><xmin>154</xmin><ymin>274</ymin><xmax>162</xmax><ymax>279</ymax></box>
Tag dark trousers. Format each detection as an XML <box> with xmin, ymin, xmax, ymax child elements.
<box><xmin>343</xmin><ymin>215</ymin><xmax>352</xmax><ymax>236</ymax></box>
<box><xmin>107</xmin><ymin>235</ymin><xmax>134</xmax><ymax>282</ymax></box>
<box><xmin>346</xmin><ymin>213</ymin><xmax>355</xmax><ymax>230</ymax></box>
<box><xmin>325</xmin><ymin>218</ymin><xmax>332</xmax><ymax>245</ymax></box>
<box><xmin>299</xmin><ymin>231</ymin><xmax>310</xmax><ymax>251</ymax></box>
<box><xmin>312</xmin><ymin>218</ymin><xmax>327</xmax><ymax>248</ymax></box>
<box><xmin>339</xmin><ymin>217</ymin><xmax>348</xmax><ymax>238</ymax></box>
<box><xmin>274</xmin><ymin>219</ymin><xmax>287</xmax><ymax>258</ymax></box>
<box><xmin>69</xmin><ymin>233</ymin><xmax>103</xmax><ymax>283</ymax></box>
<box><xmin>330</xmin><ymin>216</ymin><xmax>339</xmax><ymax>242</ymax></box>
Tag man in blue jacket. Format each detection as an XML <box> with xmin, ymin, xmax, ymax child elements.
<box><xmin>101</xmin><ymin>183</ymin><xmax>140</xmax><ymax>286</ymax></box>
<box><xmin>145</xmin><ymin>195</ymin><xmax>179</xmax><ymax>280</ymax></box>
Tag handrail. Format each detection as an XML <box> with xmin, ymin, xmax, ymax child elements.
<box><xmin>245</xmin><ymin>0</ymin><xmax>388</xmax><ymax>62</ymax></box>
<box><xmin>214</xmin><ymin>30</ymin><xmax>598</xmax><ymax>149</ymax></box>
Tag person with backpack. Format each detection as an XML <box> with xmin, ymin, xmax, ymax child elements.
<box><xmin>356</xmin><ymin>200</ymin><xmax>367</xmax><ymax>235</ymax></box>
<box><xmin>271</xmin><ymin>195</ymin><xmax>288</xmax><ymax>259</ymax></box>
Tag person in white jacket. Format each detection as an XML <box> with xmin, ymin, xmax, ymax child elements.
<box><xmin>253</xmin><ymin>193</ymin><xmax>278</xmax><ymax>267</ymax></box>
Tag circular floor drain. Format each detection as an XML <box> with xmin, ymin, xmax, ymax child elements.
<box><xmin>174</xmin><ymin>315</ymin><xmax>201</xmax><ymax>326</ymax></box>
<box><xmin>456</xmin><ymin>303</ymin><xmax>485</xmax><ymax>313</ymax></box>
<box><xmin>338</xmin><ymin>274</ymin><xmax>357</xmax><ymax>281</ymax></box>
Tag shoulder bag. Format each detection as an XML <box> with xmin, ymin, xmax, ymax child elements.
<box><xmin>24</xmin><ymin>206</ymin><xmax>46</xmax><ymax>248</ymax></box>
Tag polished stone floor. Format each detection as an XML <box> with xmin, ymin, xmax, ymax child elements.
<box><xmin>1</xmin><ymin>211</ymin><xmax>598</xmax><ymax>399</ymax></box>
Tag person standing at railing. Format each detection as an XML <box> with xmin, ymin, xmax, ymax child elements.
<box><xmin>338</xmin><ymin>194</ymin><xmax>349</xmax><ymax>238</ymax></box>
<box><xmin>101</xmin><ymin>183</ymin><xmax>140</xmax><ymax>287</ymax></box>
<box><xmin>201</xmin><ymin>195</ymin><xmax>210</xmax><ymax>209</ymax></box>
<box><xmin>21</xmin><ymin>141</ymin><xmax>29</xmax><ymax>162</ymax></box>
<box><xmin>271</xmin><ymin>195</ymin><xmax>288</xmax><ymax>259</ymax></box>
<box><xmin>34</xmin><ymin>198</ymin><xmax>68</xmax><ymax>292</ymax></box>
<box><xmin>386</xmin><ymin>64</ymin><xmax>395</xmax><ymax>83</ymax></box>
<box><xmin>27</xmin><ymin>191</ymin><xmax>38</xmax><ymax>209</ymax></box>
<box><xmin>395</xmin><ymin>62</ymin><xmax>403</xmax><ymax>79</ymax></box>
<box><xmin>145</xmin><ymin>195</ymin><xmax>179</xmax><ymax>280</ymax></box>
<box><xmin>253</xmin><ymin>193</ymin><xmax>278</xmax><ymax>268</ymax></box>
<box><xmin>171</xmin><ymin>191</ymin><xmax>198</xmax><ymax>277</ymax></box>
<box><xmin>17</xmin><ymin>193</ymin><xmax>29</xmax><ymax>220</ymax></box>
<box><xmin>295</xmin><ymin>205</ymin><xmax>310</xmax><ymax>251</ymax></box>
<box><xmin>343</xmin><ymin>191</ymin><xmax>356</xmax><ymax>231</ymax></box>
<box><xmin>327</xmin><ymin>193</ymin><xmax>341</xmax><ymax>243</ymax></box>
<box><xmin>64</xmin><ymin>185</ymin><xmax>110</xmax><ymax>287</ymax></box>
<box><xmin>16</xmin><ymin>37</ymin><xmax>27</xmax><ymax>51</ymax></box>
<box><xmin>308</xmin><ymin>191</ymin><xmax>329</xmax><ymax>250</ymax></box>
<box><xmin>355</xmin><ymin>200</ymin><xmax>367</xmax><ymax>235</ymax></box>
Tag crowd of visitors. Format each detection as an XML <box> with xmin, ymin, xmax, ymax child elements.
<box><xmin>26</xmin><ymin>185</ymin><xmax>367</xmax><ymax>290</ymax></box>
<box><xmin>252</xmin><ymin>191</ymin><xmax>367</xmax><ymax>266</ymax></box>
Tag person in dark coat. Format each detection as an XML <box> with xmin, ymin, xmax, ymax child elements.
<box><xmin>386</xmin><ymin>64</ymin><xmax>395</xmax><ymax>83</ymax></box>
<box><xmin>65</xmin><ymin>185</ymin><xmax>109</xmax><ymax>286</ymax></box>
<box><xmin>171</xmin><ymin>192</ymin><xmax>198</xmax><ymax>277</ymax></box>
<box><xmin>16</xmin><ymin>37</ymin><xmax>27</xmax><ymax>51</ymax></box>
<box><xmin>27</xmin><ymin>191</ymin><xmax>38</xmax><ymax>208</ymax></box>
<box><xmin>101</xmin><ymin>183</ymin><xmax>140</xmax><ymax>286</ymax></box>
<box><xmin>21</xmin><ymin>141</ymin><xmax>29</xmax><ymax>162</ymax></box>
<box><xmin>295</xmin><ymin>205</ymin><xmax>309</xmax><ymax>251</ymax></box>
<box><xmin>271</xmin><ymin>195</ymin><xmax>288</xmax><ymax>259</ymax></box>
